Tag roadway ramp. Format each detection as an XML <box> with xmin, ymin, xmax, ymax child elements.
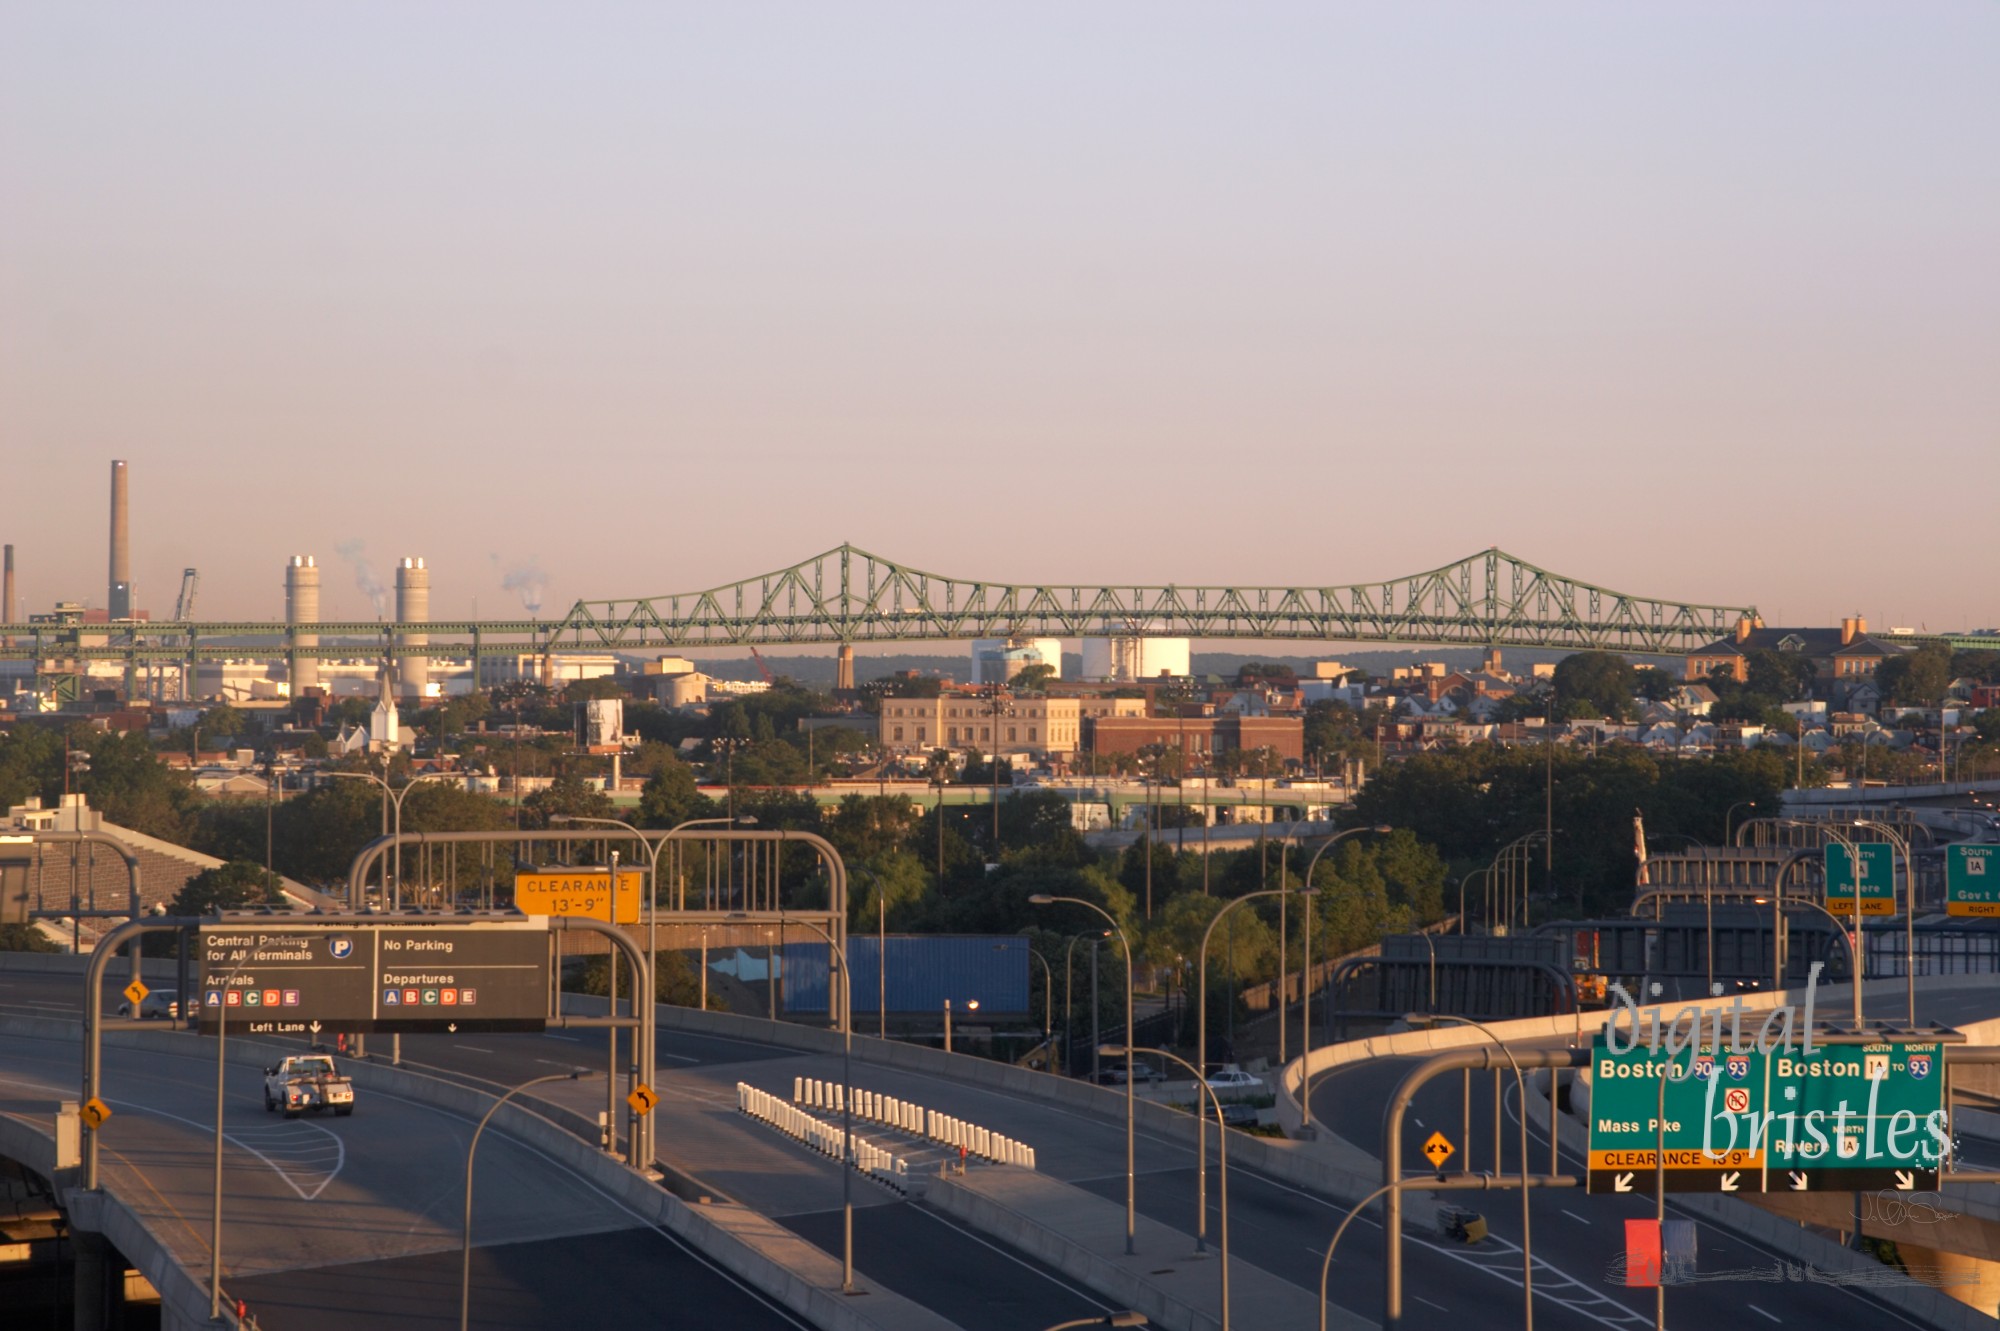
<box><xmin>923</xmin><ymin>1165</ymin><xmax>1376</xmax><ymax>1331</ymax></box>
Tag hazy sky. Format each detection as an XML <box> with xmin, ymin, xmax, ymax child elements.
<box><xmin>4</xmin><ymin>4</ymin><xmax>1996</xmax><ymax>633</ymax></box>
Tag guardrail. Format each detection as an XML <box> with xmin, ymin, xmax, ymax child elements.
<box><xmin>739</xmin><ymin>1083</ymin><xmax>914</xmax><ymax>1193</ymax></box>
<box><xmin>791</xmin><ymin>1076</ymin><xmax>1037</xmax><ymax>1168</ymax></box>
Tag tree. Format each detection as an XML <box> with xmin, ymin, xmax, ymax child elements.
<box><xmin>1551</xmin><ymin>652</ymin><xmax>1635</xmax><ymax>721</ymax></box>
<box><xmin>1632</xmin><ymin>667</ymin><xmax>1677</xmax><ymax>702</ymax></box>
<box><xmin>196</xmin><ymin>704</ymin><xmax>248</xmax><ymax>749</ymax></box>
<box><xmin>1011</xmin><ymin>663</ymin><xmax>1057</xmax><ymax>692</ymax></box>
<box><xmin>1742</xmin><ymin>650</ymin><xmax>1817</xmax><ymax>704</ymax></box>
<box><xmin>570</xmin><ymin>950</ymin><xmax>711</xmax><ymax>1009</ymax></box>
<box><xmin>561</xmin><ymin>677</ymin><xmax>627</xmax><ymax>703</ymax></box>
<box><xmin>170</xmin><ymin>860</ymin><xmax>285</xmax><ymax>915</ymax></box>
<box><xmin>1876</xmin><ymin>644</ymin><xmax>1952</xmax><ymax>708</ymax></box>
<box><xmin>0</xmin><ymin>923</ymin><xmax>59</xmax><ymax>953</ymax></box>
<box><xmin>521</xmin><ymin>773</ymin><xmax>614</xmax><ymax>828</ymax></box>
<box><xmin>638</xmin><ymin>756</ymin><xmax>711</xmax><ymax>828</ymax></box>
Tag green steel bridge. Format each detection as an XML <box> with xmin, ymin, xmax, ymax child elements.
<box><xmin>0</xmin><ymin>547</ymin><xmax>1759</xmax><ymax>684</ymax></box>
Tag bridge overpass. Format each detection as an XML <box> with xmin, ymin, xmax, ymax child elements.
<box><xmin>0</xmin><ymin>548</ymin><xmax>1759</xmax><ymax>692</ymax></box>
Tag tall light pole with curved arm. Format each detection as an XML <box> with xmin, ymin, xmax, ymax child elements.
<box><xmin>328</xmin><ymin>766</ymin><xmax>457</xmax><ymax>909</ymax></box>
<box><xmin>1063</xmin><ymin>929</ymin><xmax>1110</xmax><ymax>1077</ymax></box>
<box><xmin>554</xmin><ymin>812</ymin><xmax>747</xmax><ymax>1165</ymax></box>
<box><xmin>1850</xmin><ymin>817</ymin><xmax>1916</xmax><ymax>1026</ymax></box>
<box><xmin>1739</xmin><ymin>817</ymin><xmax>1864</xmax><ymax>1026</ymax></box>
<box><xmin>462</xmin><ymin>1070</ymin><xmax>595</xmax><ymax>1331</ymax></box>
<box><xmin>1427</xmin><ymin>1015</ymin><xmax>1535</xmax><ymax>1331</ymax></box>
<box><xmin>1192</xmin><ymin>887</ymin><xmax>1313</xmax><ymax>1253</ymax></box>
<box><xmin>734</xmin><ymin>911</ymin><xmax>858</xmax><ymax>1292</ymax></box>
<box><xmin>1291</xmin><ymin>825</ymin><xmax>1392</xmax><ymax>1134</ymax></box>
<box><xmin>1106</xmin><ymin>1041</ymin><xmax>1233</xmax><ymax>1331</ymax></box>
<box><xmin>1031</xmin><ymin>894</ymin><xmax>1135</xmax><ymax>1254</ymax></box>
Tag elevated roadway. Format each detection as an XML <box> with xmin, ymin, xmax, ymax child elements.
<box><xmin>0</xmin><ymin>1019</ymin><xmax>817</xmax><ymax>1330</ymax></box>
<box><xmin>1297</xmin><ymin>977</ymin><xmax>2000</xmax><ymax>1329</ymax></box>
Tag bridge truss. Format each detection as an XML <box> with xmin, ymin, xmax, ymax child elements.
<box><xmin>0</xmin><ymin>546</ymin><xmax>1755</xmax><ymax>671</ymax></box>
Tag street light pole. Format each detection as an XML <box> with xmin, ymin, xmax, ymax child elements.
<box><xmin>328</xmin><ymin>767</ymin><xmax>456</xmax><ymax>909</ymax></box>
<box><xmin>1107</xmin><ymin>1042</ymin><xmax>1231</xmax><ymax>1330</ymax></box>
<box><xmin>735</xmin><ymin>911</ymin><xmax>857</xmax><ymax>1292</ymax></box>
<box><xmin>1851</xmin><ymin>818</ymin><xmax>1916</xmax><ymax>1026</ymax></box>
<box><xmin>463</xmin><ymin>1071</ymin><xmax>593</xmax><ymax>1331</ymax></box>
<box><xmin>1291</xmin><ymin>825</ymin><xmax>1391</xmax><ymax>1133</ymax></box>
<box><xmin>1032</xmin><ymin>894</ymin><xmax>1135</xmax><ymax>1254</ymax></box>
<box><xmin>1193</xmin><ymin>886</ymin><xmax>1313</xmax><ymax>1252</ymax></box>
<box><xmin>555</xmin><ymin>812</ymin><xmax>747</xmax><ymax>1166</ymax></box>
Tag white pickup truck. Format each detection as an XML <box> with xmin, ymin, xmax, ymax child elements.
<box><xmin>263</xmin><ymin>1054</ymin><xmax>355</xmax><ymax>1119</ymax></box>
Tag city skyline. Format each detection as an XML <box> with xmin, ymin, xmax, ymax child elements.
<box><xmin>4</xmin><ymin>4</ymin><xmax>1996</xmax><ymax>628</ymax></box>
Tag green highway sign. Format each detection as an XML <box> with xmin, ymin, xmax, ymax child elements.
<box><xmin>1587</xmin><ymin>1035</ymin><xmax>1944</xmax><ymax>1195</ymax></box>
<box><xmin>1824</xmin><ymin>842</ymin><xmax>1896</xmax><ymax>917</ymax></box>
<box><xmin>1947</xmin><ymin>845</ymin><xmax>2000</xmax><ymax>918</ymax></box>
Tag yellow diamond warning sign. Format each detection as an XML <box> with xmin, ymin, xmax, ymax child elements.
<box><xmin>81</xmin><ymin>1097</ymin><xmax>112</xmax><ymax>1130</ymax></box>
<box><xmin>627</xmin><ymin>1084</ymin><xmax>659</xmax><ymax>1117</ymax></box>
<box><xmin>1423</xmin><ymin>1131</ymin><xmax>1454</xmax><ymax>1169</ymax></box>
<box><xmin>122</xmin><ymin>979</ymin><xmax>148</xmax><ymax>1009</ymax></box>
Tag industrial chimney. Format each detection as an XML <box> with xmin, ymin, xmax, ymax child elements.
<box><xmin>3</xmin><ymin>544</ymin><xmax>14</xmax><ymax>623</ymax></box>
<box><xmin>285</xmin><ymin>556</ymin><xmax>321</xmax><ymax>692</ymax></box>
<box><xmin>395</xmin><ymin>557</ymin><xmax>430</xmax><ymax>697</ymax></box>
<box><xmin>108</xmin><ymin>460</ymin><xmax>132</xmax><ymax>620</ymax></box>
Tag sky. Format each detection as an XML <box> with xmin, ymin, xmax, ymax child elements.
<box><xmin>3</xmin><ymin>3</ymin><xmax>1996</xmax><ymax>633</ymax></box>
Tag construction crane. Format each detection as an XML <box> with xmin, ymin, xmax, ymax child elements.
<box><xmin>748</xmin><ymin>644</ymin><xmax>773</xmax><ymax>683</ymax></box>
<box><xmin>173</xmin><ymin>568</ymin><xmax>199</xmax><ymax>620</ymax></box>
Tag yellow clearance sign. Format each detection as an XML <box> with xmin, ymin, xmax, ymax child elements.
<box><xmin>513</xmin><ymin>870</ymin><xmax>643</xmax><ymax>925</ymax></box>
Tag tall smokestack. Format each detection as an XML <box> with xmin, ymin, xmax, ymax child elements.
<box><xmin>286</xmin><ymin>556</ymin><xmax>321</xmax><ymax>692</ymax></box>
<box><xmin>395</xmin><ymin>557</ymin><xmax>430</xmax><ymax>698</ymax></box>
<box><xmin>3</xmin><ymin>544</ymin><xmax>15</xmax><ymax>623</ymax></box>
<box><xmin>108</xmin><ymin>460</ymin><xmax>132</xmax><ymax>619</ymax></box>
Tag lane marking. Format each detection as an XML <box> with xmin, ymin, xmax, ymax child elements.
<box><xmin>1415</xmin><ymin>1296</ymin><xmax>1449</xmax><ymax>1312</ymax></box>
<box><xmin>543</xmin><ymin>1034</ymin><xmax>580</xmax><ymax>1043</ymax></box>
<box><xmin>453</xmin><ymin>1045</ymin><xmax>494</xmax><ymax>1054</ymax></box>
<box><xmin>914</xmin><ymin>1207</ymin><xmax>1119</xmax><ymax>1313</ymax></box>
<box><xmin>1562</xmin><ymin>1210</ymin><xmax>1591</xmax><ymax>1224</ymax></box>
<box><xmin>1747</xmin><ymin>1305</ymin><xmax>1780</xmax><ymax>1324</ymax></box>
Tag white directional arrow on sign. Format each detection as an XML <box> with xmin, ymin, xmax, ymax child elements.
<box><xmin>1614</xmin><ymin>1173</ymin><xmax>1634</xmax><ymax>1193</ymax></box>
<box><xmin>1894</xmin><ymin>1171</ymin><xmax>1915</xmax><ymax>1191</ymax></box>
<box><xmin>1719</xmin><ymin>1172</ymin><xmax>1741</xmax><ymax>1192</ymax></box>
<box><xmin>448</xmin><ymin>1023</ymin><xmax>457</xmax><ymax>1034</ymax></box>
<box><xmin>308</xmin><ymin>1020</ymin><xmax>321</xmax><ymax>1034</ymax></box>
<box><xmin>1789</xmin><ymin>1172</ymin><xmax>1809</xmax><ymax>1191</ymax></box>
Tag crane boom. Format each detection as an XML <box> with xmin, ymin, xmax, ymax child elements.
<box><xmin>173</xmin><ymin>568</ymin><xmax>199</xmax><ymax>620</ymax></box>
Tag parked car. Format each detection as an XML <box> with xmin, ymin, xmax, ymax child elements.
<box><xmin>1218</xmin><ymin>1103</ymin><xmax>1259</xmax><ymax>1128</ymax></box>
<box><xmin>1203</xmin><ymin>1068</ymin><xmax>1264</xmax><ymax>1093</ymax></box>
<box><xmin>117</xmin><ymin>989</ymin><xmax>180</xmax><ymax>1020</ymax></box>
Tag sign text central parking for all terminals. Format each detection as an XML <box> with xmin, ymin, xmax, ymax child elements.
<box><xmin>197</xmin><ymin>920</ymin><xmax>551</xmax><ymax>1035</ymax></box>
<box><xmin>1586</xmin><ymin>1036</ymin><xmax>1945</xmax><ymax>1194</ymax></box>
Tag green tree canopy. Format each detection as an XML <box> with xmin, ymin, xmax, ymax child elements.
<box><xmin>1551</xmin><ymin>652</ymin><xmax>1636</xmax><ymax>721</ymax></box>
<box><xmin>171</xmin><ymin>860</ymin><xmax>285</xmax><ymax>914</ymax></box>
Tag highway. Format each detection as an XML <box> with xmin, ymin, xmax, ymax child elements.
<box><xmin>0</xmin><ymin>969</ymin><xmax>1138</xmax><ymax>1331</ymax></box>
<box><xmin>1309</xmin><ymin>1029</ymin><xmax>1974</xmax><ymax>1330</ymax></box>
<box><xmin>8</xmin><ymin>964</ymin><xmax>1995</xmax><ymax>1330</ymax></box>
<box><xmin>0</xmin><ymin>991</ymin><xmax>820</xmax><ymax>1329</ymax></box>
